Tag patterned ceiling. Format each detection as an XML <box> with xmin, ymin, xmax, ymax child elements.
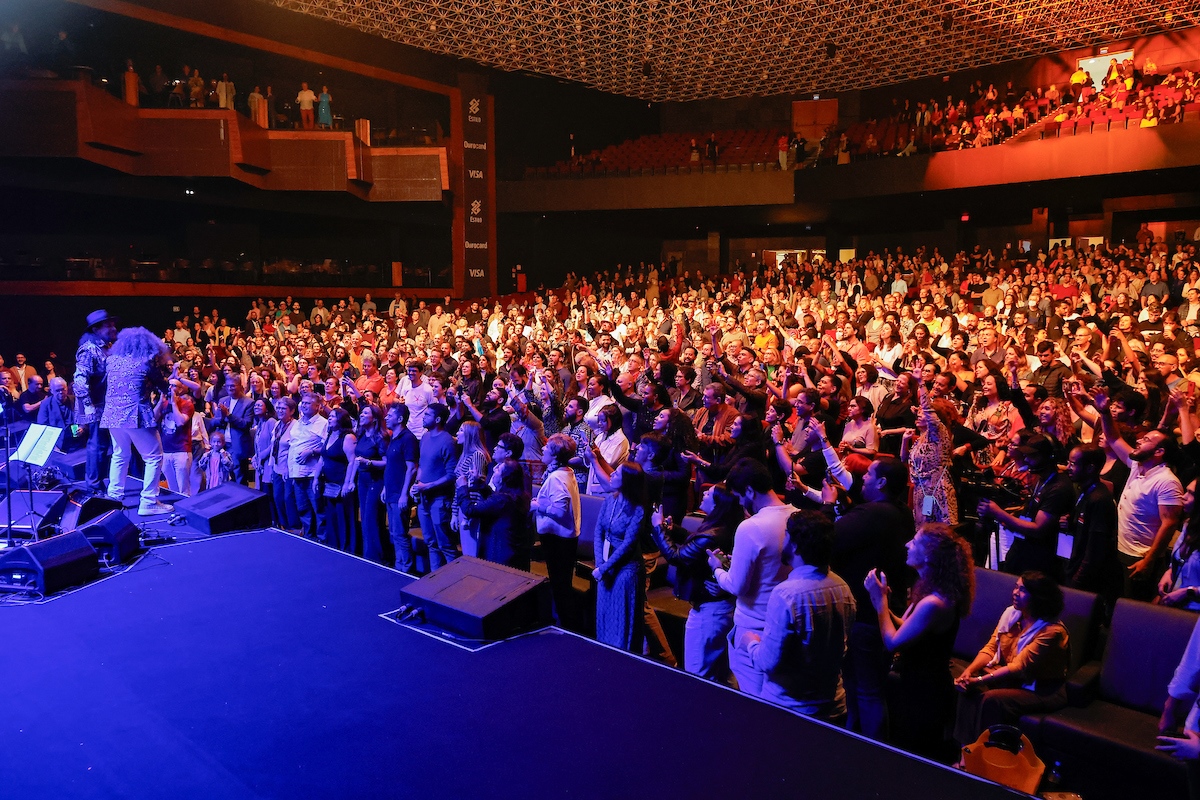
<box><xmin>265</xmin><ymin>0</ymin><xmax>1200</xmax><ymax>102</ymax></box>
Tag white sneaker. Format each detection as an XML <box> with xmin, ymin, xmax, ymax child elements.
<box><xmin>138</xmin><ymin>501</ymin><xmax>175</xmax><ymax>517</ymax></box>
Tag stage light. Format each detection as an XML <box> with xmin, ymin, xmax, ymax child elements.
<box><xmin>960</xmin><ymin>212</ymin><xmax>970</xmax><ymax>222</ymax></box>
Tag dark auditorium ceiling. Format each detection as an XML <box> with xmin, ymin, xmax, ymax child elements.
<box><xmin>265</xmin><ymin>0</ymin><xmax>1200</xmax><ymax>102</ymax></box>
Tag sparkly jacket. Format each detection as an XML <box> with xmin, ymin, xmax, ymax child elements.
<box><xmin>72</xmin><ymin>333</ymin><xmax>109</xmax><ymax>425</ymax></box>
<box><xmin>100</xmin><ymin>354</ymin><xmax>169</xmax><ymax>430</ymax></box>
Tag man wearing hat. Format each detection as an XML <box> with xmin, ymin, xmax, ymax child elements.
<box><xmin>74</xmin><ymin>310</ymin><xmax>118</xmax><ymax>493</ymax></box>
<box><xmin>977</xmin><ymin>431</ymin><xmax>1074</xmax><ymax>580</ymax></box>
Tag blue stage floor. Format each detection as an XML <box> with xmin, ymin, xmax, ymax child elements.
<box><xmin>0</xmin><ymin>530</ymin><xmax>1021</xmax><ymax>799</ymax></box>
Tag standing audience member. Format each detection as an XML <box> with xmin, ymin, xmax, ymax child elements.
<box><xmin>708</xmin><ymin>459</ymin><xmax>798</xmax><ymax>697</ymax></box>
<box><xmin>159</xmin><ymin>388</ymin><xmax>195</xmax><ymax>497</ymax></box>
<box><xmin>1063</xmin><ymin>444</ymin><xmax>1121</xmax><ymax>597</ymax></box>
<box><xmin>383</xmin><ymin>403</ymin><xmax>420</xmax><ymax>572</ymax></box>
<box><xmin>977</xmin><ymin>432</ymin><xmax>1074</xmax><ymax>579</ymax></box>
<box><xmin>296</xmin><ymin>82</ymin><xmax>316</xmax><ymax>129</ymax></box>
<box><xmin>1089</xmin><ymin>388</ymin><xmax>1184</xmax><ymax>600</ymax></box>
<box><xmin>532</xmin><ymin>434</ymin><xmax>583</xmax><ymax>625</ymax></box>
<box><xmin>268</xmin><ymin>397</ymin><xmax>299</xmax><ymax>531</ymax></box>
<box><xmin>413</xmin><ymin>403</ymin><xmax>458</xmax><ymax>570</ymax></box>
<box><xmin>317</xmin><ymin>408</ymin><xmax>357</xmax><ymax>551</ymax></box>
<box><xmin>832</xmin><ymin>456</ymin><xmax>914</xmax><ymax>740</ymax></box>
<box><xmin>353</xmin><ymin>405</ymin><xmax>388</xmax><ymax>563</ymax></box>
<box><xmin>651</xmin><ymin>483</ymin><xmax>742</xmax><ymax>681</ymax></box>
<box><xmin>453</xmin><ymin>420</ymin><xmax>492</xmax><ymax>557</ymax></box>
<box><xmin>865</xmin><ymin>523</ymin><xmax>975</xmax><ymax>760</ymax></box>
<box><xmin>214</xmin><ymin>372</ymin><xmax>253</xmax><ymax>484</ymax></box>
<box><xmin>592</xmin><ymin>462</ymin><xmax>649</xmax><ymax>652</ymax></box>
<box><xmin>251</xmin><ymin>397</ymin><xmax>277</xmax><ymax>492</ymax></box>
<box><xmin>288</xmin><ymin>393</ymin><xmax>328</xmax><ymax>540</ymax></box>
<box><xmin>198</xmin><ymin>430</ymin><xmax>237</xmax><ymax>488</ymax></box>
<box><xmin>740</xmin><ymin>510</ymin><xmax>857</xmax><ymax>723</ymax></box>
<box><xmin>464</xmin><ymin>458</ymin><xmax>533</xmax><ymax>570</ymax></box>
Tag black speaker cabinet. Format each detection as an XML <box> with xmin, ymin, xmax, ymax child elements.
<box><xmin>49</xmin><ymin>448</ymin><xmax>88</xmax><ymax>481</ymax></box>
<box><xmin>173</xmin><ymin>482</ymin><xmax>272</xmax><ymax>535</ymax></box>
<box><xmin>77</xmin><ymin>510</ymin><xmax>141</xmax><ymax>564</ymax></box>
<box><xmin>0</xmin><ymin>530</ymin><xmax>99</xmax><ymax>594</ymax></box>
<box><xmin>399</xmin><ymin>556</ymin><xmax>550</xmax><ymax>640</ymax></box>
<box><xmin>37</xmin><ymin>489</ymin><xmax>123</xmax><ymax>538</ymax></box>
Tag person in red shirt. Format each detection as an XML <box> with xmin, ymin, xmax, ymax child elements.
<box><xmin>1048</xmin><ymin>274</ymin><xmax>1080</xmax><ymax>302</ymax></box>
<box><xmin>355</xmin><ymin>354</ymin><xmax>385</xmax><ymax>396</ymax></box>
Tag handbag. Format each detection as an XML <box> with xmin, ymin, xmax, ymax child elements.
<box><xmin>960</xmin><ymin>724</ymin><xmax>1045</xmax><ymax>794</ymax></box>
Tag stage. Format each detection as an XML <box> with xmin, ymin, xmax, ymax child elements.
<box><xmin>0</xmin><ymin>529</ymin><xmax>1023</xmax><ymax>799</ymax></box>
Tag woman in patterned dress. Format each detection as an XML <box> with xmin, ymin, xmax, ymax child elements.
<box><xmin>592</xmin><ymin>462</ymin><xmax>649</xmax><ymax>651</ymax></box>
<box><xmin>903</xmin><ymin>369</ymin><xmax>958</xmax><ymax>526</ymax></box>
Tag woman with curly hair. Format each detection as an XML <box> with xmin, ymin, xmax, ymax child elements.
<box><xmin>102</xmin><ymin>327</ymin><xmax>173</xmax><ymax>516</ymax></box>
<box><xmin>865</xmin><ymin>523</ymin><xmax>975</xmax><ymax>760</ymax></box>
<box><xmin>1035</xmin><ymin>396</ymin><xmax>1078</xmax><ymax>465</ymax></box>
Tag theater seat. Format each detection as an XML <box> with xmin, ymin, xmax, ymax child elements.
<box><xmin>1019</xmin><ymin>599</ymin><xmax>1197</xmax><ymax>800</ymax></box>
<box><xmin>951</xmin><ymin>567</ymin><xmax>1016</xmax><ymax>676</ymax></box>
<box><xmin>952</xmin><ymin>568</ymin><xmax>1099</xmax><ymax>679</ymax></box>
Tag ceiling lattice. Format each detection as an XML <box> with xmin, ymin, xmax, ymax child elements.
<box><xmin>264</xmin><ymin>0</ymin><xmax>1200</xmax><ymax>102</ymax></box>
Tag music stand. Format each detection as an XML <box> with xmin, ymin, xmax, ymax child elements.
<box><xmin>11</xmin><ymin>424</ymin><xmax>62</xmax><ymax>543</ymax></box>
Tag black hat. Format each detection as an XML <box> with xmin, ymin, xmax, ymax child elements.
<box><xmin>1015</xmin><ymin>433</ymin><xmax>1055</xmax><ymax>462</ymax></box>
<box><xmin>86</xmin><ymin>309</ymin><xmax>117</xmax><ymax>330</ymax></box>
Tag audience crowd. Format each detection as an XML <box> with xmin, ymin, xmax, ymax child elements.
<box><xmin>10</xmin><ymin>231</ymin><xmax>1200</xmax><ymax>771</ymax></box>
<box><xmin>833</xmin><ymin>57</ymin><xmax>1197</xmax><ymax>161</ymax></box>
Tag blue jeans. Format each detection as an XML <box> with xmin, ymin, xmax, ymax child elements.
<box><xmin>319</xmin><ymin>493</ymin><xmax>355</xmax><ymax>551</ymax></box>
<box><xmin>387</xmin><ymin>499</ymin><xmax>415</xmax><ymax>573</ymax></box>
<box><xmin>288</xmin><ymin>476</ymin><xmax>318</xmax><ymax>539</ymax></box>
<box><xmin>272</xmin><ymin>474</ymin><xmax>299</xmax><ymax>530</ymax></box>
<box><xmin>417</xmin><ymin>493</ymin><xmax>456</xmax><ymax>570</ymax></box>
<box><xmin>684</xmin><ymin>599</ymin><xmax>735</xmax><ymax>682</ymax></box>
<box><xmin>357</xmin><ymin>476</ymin><xmax>385</xmax><ymax>563</ymax></box>
<box><xmin>85</xmin><ymin>421</ymin><xmax>111</xmax><ymax>493</ymax></box>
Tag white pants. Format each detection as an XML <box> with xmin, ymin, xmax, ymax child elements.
<box><xmin>728</xmin><ymin>623</ymin><xmax>766</xmax><ymax>697</ymax></box>
<box><xmin>108</xmin><ymin>428</ymin><xmax>164</xmax><ymax>508</ymax></box>
<box><xmin>162</xmin><ymin>450</ymin><xmax>192</xmax><ymax>496</ymax></box>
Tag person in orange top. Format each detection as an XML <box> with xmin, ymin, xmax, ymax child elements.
<box><xmin>355</xmin><ymin>354</ymin><xmax>385</xmax><ymax>396</ymax></box>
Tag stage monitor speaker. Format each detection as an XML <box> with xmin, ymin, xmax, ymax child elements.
<box><xmin>77</xmin><ymin>509</ymin><xmax>141</xmax><ymax>564</ymax></box>
<box><xmin>49</xmin><ymin>448</ymin><xmax>88</xmax><ymax>482</ymax></box>
<box><xmin>173</xmin><ymin>483</ymin><xmax>272</xmax><ymax>535</ymax></box>
<box><xmin>37</xmin><ymin>490</ymin><xmax>123</xmax><ymax>538</ymax></box>
<box><xmin>399</xmin><ymin>556</ymin><xmax>550</xmax><ymax>640</ymax></box>
<box><xmin>0</xmin><ymin>530</ymin><xmax>99</xmax><ymax>594</ymax></box>
<box><xmin>0</xmin><ymin>490</ymin><xmax>62</xmax><ymax>536</ymax></box>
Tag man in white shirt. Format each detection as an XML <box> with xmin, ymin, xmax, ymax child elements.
<box><xmin>399</xmin><ymin>359</ymin><xmax>437</xmax><ymax>439</ymax></box>
<box><xmin>1094</xmin><ymin>389</ymin><xmax>1183</xmax><ymax>601</ymax></box>
<box><xmin>287</xmin><ymin>393</ymin><xmax>328</xmax><ymax>540</ymax></box>
<box><xmin>709</xmin><ymin>459</ymin><xmax>796</xmax><ymax>697</ymax></box>
<box><xmin>296</xmin><ymin>82</ymin><xmax>316</xmax><ymax>129</ymax></box>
